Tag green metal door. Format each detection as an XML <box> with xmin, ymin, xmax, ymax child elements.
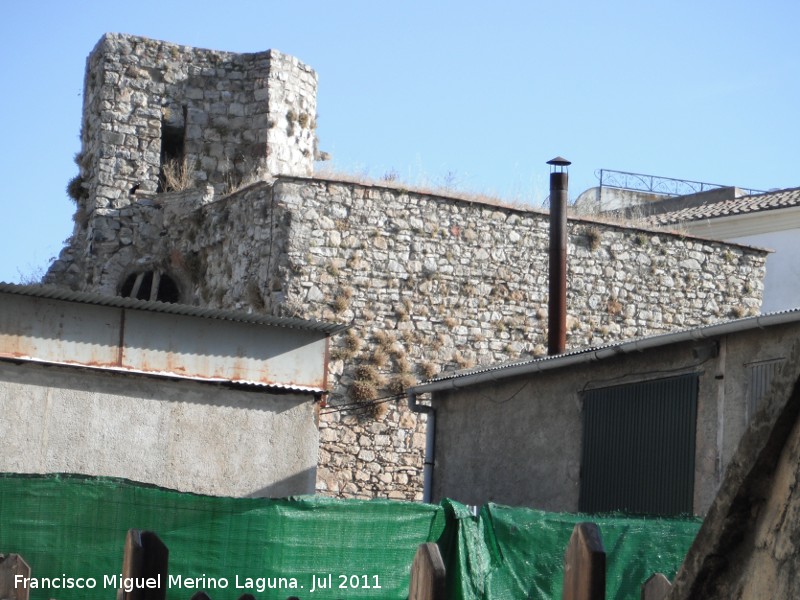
<box><xmin>579</xmin><ymin>373</ymin><xmax>698</xmax><ymax>516</ymax></box>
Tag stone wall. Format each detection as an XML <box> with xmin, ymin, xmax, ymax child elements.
<box><xmin>60</xmin><ymin>34</ymin><xmax>317</xmax><ymax>289</ymax></box>
<box><xmin>46</xmin><ymin>175</ymin><xmax>768</xmax><ymax>500</ymax></box>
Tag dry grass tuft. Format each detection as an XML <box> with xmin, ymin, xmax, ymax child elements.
<box><xmin>162</xmin><ymin>158</ymin><xmax>194</xmax><ymax>192</ymax></box>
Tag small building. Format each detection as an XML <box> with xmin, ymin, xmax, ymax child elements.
<box><xmin>408</xmin><ymin>308</ymin><xmax>800</xmax><ymax>516</ymax></box>
<box><xmin>0</xmin><ymin>283</ymin><xmax>345</xmax><ymax>497</ymax></box>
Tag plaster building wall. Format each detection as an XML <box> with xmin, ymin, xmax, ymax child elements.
<box><xmin>0</xmin><ymin>360</ymin><xmax>317</xmax><ymax>497</ymax></box>
<box><xmin>428</xmin><ymin>320</ymin><xmax>800</xmax><ymax>515</ymax></box>
<box><xmin>729</xmin><ymin>229</ymin><xmax>800</xmax><ymax>313</ymax></box>
<box><xmin>668</xmin><ymin>341</ymin><xmax>800</xmax><ymax>599</ymax></box>
<box><xmin>46</xmin><ymin>175</ymin><xmax>768</xmax><ymax>501</ymax></box>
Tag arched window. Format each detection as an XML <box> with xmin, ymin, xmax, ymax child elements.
<box><xmin>120</xmin><ymin>270</ymin><xmax>181</xmax><ymax>303</ymax></box>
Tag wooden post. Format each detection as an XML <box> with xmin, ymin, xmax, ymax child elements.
<box><xmin>120</xmin><ymin>529</ymin><xmax>169</xmax><ymax>600</ymax></box>
<box><xmin>562</xmin><ymin>522</ymin><xmax>605</xmax><ymax>600</ymax></box>
<box><xmin>641</xmin><ymin>573</ymin><xmax>672</xmax><ymax>600</ymax></box>
<box><xmin>408</xmin><ymin>542</ymin><xmax>446</xmax><ymax>600</ymax></box>
<box><xmin>0</xmin><ymin>554</ymin><xmax>31</xmax><ymax>600</ymax></box>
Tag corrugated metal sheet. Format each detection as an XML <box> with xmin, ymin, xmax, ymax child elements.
<box><xmin>0</xmin><ymin>291</ymin><xmax>329</xmax><ymax>391</ymax></box>
<box><xmin>747</xmin><ymin>358</ymin><xmax>785</xmax><ymax>421</ymax></box>
<box><xmin>579</xmin><ymin>373</ymin><xmax>698</xmax><ymax>516</ymax></box>
<box><xmin>0</xmin><ymin>282</ymin><xmax>348</xmax><ymax>334</ymax></box>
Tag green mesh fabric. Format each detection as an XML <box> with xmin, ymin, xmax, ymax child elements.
<box><xmin>441</xmin><ymin>501</ymin><xmax>701</xmax><ymax>600</ymax></box>
<box><xmin>0</xmin><ymin>475</ymin><xmax>700</xmax><ymax>600</ymax></box>
<box><xmin>0</xmin><ymin>474</ymin><xmax>445</xmax><ymax>600</ymax></box>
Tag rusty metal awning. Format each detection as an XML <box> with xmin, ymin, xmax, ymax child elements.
<box><xmin>0</xmin><ymin>284</ymin><xmax>340</xmax><ymax>392</ymax></box>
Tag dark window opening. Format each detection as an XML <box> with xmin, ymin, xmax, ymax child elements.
<box><xmin>120</xmin><ymin>271</ymin><xmax>180</xmax><ymax>304</ymax></box>
<box><xmin>579</xmin><ymin>373</ymin><xmax>698</xmax><ymax>516</ymax></box>
<box><xmin>157</xmin><ymin>107</ymin><xmax>187</xmax><ymax>193</ymax></box>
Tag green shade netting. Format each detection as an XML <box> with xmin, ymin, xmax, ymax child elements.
<box><xmin>0</xmin><ymin>474</ymin><xmax>701</xmax><ymax>600</ymax></box>
<box><xmin>0</xmin><ymin>474</ymin><xmax>445</xmax><ymax>600</ymax></box>
<box><xmin>440</xmin><ymin>500</ymin><xmax>701</xmax><ymax>600</ymax></box>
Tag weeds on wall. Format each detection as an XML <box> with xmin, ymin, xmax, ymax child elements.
<box><xmin>66</xmin><ymin>175</ymin><xmax>88</xmax><ymax>202</ymax></box>
<box><xmin>419</xmin><ymin>361</ymin><xmax>438</xmax><ymax>380</ymax></box>
<box><xmin>162</xmin><ymin>157</ymin><xmax>194</xmax><ymax>192</ymax></box>
<box><xmin>586</xmin><ymin>227</ymin><xmax>602</xmax><ymax>251</ymax></box>
<box><xmin>349</xmin><ymin>361</ymin><xmax>388</xmax><ymax>419</ymax></box>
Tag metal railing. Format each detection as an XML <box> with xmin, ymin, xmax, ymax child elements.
<box><xmin>596</xmin><ymin>169</ymin><xmax>765</xmax><ymax>197</ymax></box>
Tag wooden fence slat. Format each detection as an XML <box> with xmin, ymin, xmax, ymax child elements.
<box><xmin>641</xmin><ymin>573</ymin><xmax>672</xmax><ymax>600</ymax></box>
<box><xmin>562</xmin><ymin>522</ymin><xmax>605</xmax><ymax>600</ymax></box>
<box><xmin>408</xmin><ymin>542</ymin><xmax>446</xmax><ymax>600</ymax></box>
<box><xmin>0</xmin><ymin>554</ymin><xmax>31</xmax><ymax>600</ymax></box>
<box><xmin>120</xmin><ymin>529</ymin><xmax>169</xmax><ymax>600</ymax></box>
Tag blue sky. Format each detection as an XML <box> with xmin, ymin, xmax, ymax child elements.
<box><xmin>1</xmin><ymin>0</ymin><xmax>798</xmax><ymax>283</ymax></box>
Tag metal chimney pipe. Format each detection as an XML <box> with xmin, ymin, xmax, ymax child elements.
<box><xmin>547</xmin><ymin>157</ymin><xmax>570</xmax><ymax>355</ymax></box>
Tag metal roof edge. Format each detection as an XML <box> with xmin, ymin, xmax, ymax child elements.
<box><xmin>0</xmin><ymin>283</ymin><xmax>348</xmax><ymax>335</ymax></box>
<box><xmin>0</xmin><ymin>354</ymin><xmax>326</xmax><ymax>395</ymax></box>
<box><xmin>410</xmin><ymin>308</ymin><xmax>800</xmax><ymax>394</ymax></box>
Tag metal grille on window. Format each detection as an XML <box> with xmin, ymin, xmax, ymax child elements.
<box><xmin>746</xmin><ymin>358</ymin><xmax>785</xmax><ymax>422</ymax></box>
<box><xmin>120</xmin><ymin>271</ymin><xmax>180</xmax><ymax>303</ymax></box>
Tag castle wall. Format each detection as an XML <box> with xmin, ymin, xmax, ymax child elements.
<box><xmin>76</xmin><ymin>33</ymin><xmax>316</xmax><ymax>211</ymax></box>
<box><xmin>46</xmin><ymin>176</ymin><xmax>768</xmax><ymax>500</ymax></box>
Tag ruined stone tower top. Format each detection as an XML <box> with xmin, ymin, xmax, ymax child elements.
<box><xmin>75</xmin><ymin>33</ymin><xmax>317</xmax><ymax>211</ymax></box>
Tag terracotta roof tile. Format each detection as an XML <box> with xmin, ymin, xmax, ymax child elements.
<box><xmin>645</xmin><ymin>187</ymin><xmax>800</xmax><ymax>226</ymax></box>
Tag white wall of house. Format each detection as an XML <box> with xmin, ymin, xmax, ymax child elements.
<box><xmin>730</xmin><ymin>229</ymin><xmax>800</xmax><ymax>313</ymax></box>
<box><xmin>679</xmin><ymin>206</ymin><xmax>800</xmax><ymax>314</ymax></box>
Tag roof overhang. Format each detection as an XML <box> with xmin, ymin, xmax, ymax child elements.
<box><xmin>675</xmin><ymin>204</ymin><xmax>800</xmax><ymax>240</ymax></box>
<box><xmin>410</xmin><ymin>308</ymin><xmax>800</xmax><ymax>395</ymax></box>
<box><xmin>0</xmin><ymin>286</ymin><xmax>339</xmax><ymax>392</ymax></box>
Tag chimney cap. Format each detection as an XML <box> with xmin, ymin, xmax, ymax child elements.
<box><xmin>547</xmin><ymin>156</ymin><xmax>572</xmax><ymax>167</ymax></box>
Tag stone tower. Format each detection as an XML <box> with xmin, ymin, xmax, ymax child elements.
<box><xmin>77</xmin><ymin>33</ymin><xmax>317</xmax><ymax>209</ymax></box>
<box><xmin>53</xmin><ymin>33</ymin><xmax>317</xmax><ymax>291</ymax></box>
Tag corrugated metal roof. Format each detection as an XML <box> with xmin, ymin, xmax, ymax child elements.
<box><xmin>411</xmin><ymin>306</ymin><xmax>800</xmax><ymax>393</ymax></box>
<box><xmin>0</xmin><ymin>282</ymin><xmax>348</xmax><ymax>334</ymax></box>
<box><xmin>645</xmin><ymin>187</ymin><xmax>800</xmax><ymax>226</ymax></box>
<box><xmin>0</xmin><ymin>355</ymin><xmax>327</xmax><ymax>394</ymax></box>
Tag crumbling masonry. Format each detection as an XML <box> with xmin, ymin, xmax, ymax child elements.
<box><xmin>46</xmin><ymin>34</ymin><xmax>769</xmax><ymax>500</ymax></box>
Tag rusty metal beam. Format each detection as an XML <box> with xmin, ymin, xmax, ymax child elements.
<box><xmin>548</xmin><ymin>169</ymin><xmax>568</xmax><ymax>355</ymax></box>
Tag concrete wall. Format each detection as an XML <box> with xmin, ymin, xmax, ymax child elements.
<box><xmin>0</xmin><ymin>359</ymin><xmax>318</xmax><ymax>497</ymax></box>
<box><xmin>668</xmin><ymin>341</ymin><xmax>800</xmax><ymax>599</ymax></box>
<box><xmin>430</xmin><ymin>321</ymin><xmax>800</xmax><ymax>515</ymax></box>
